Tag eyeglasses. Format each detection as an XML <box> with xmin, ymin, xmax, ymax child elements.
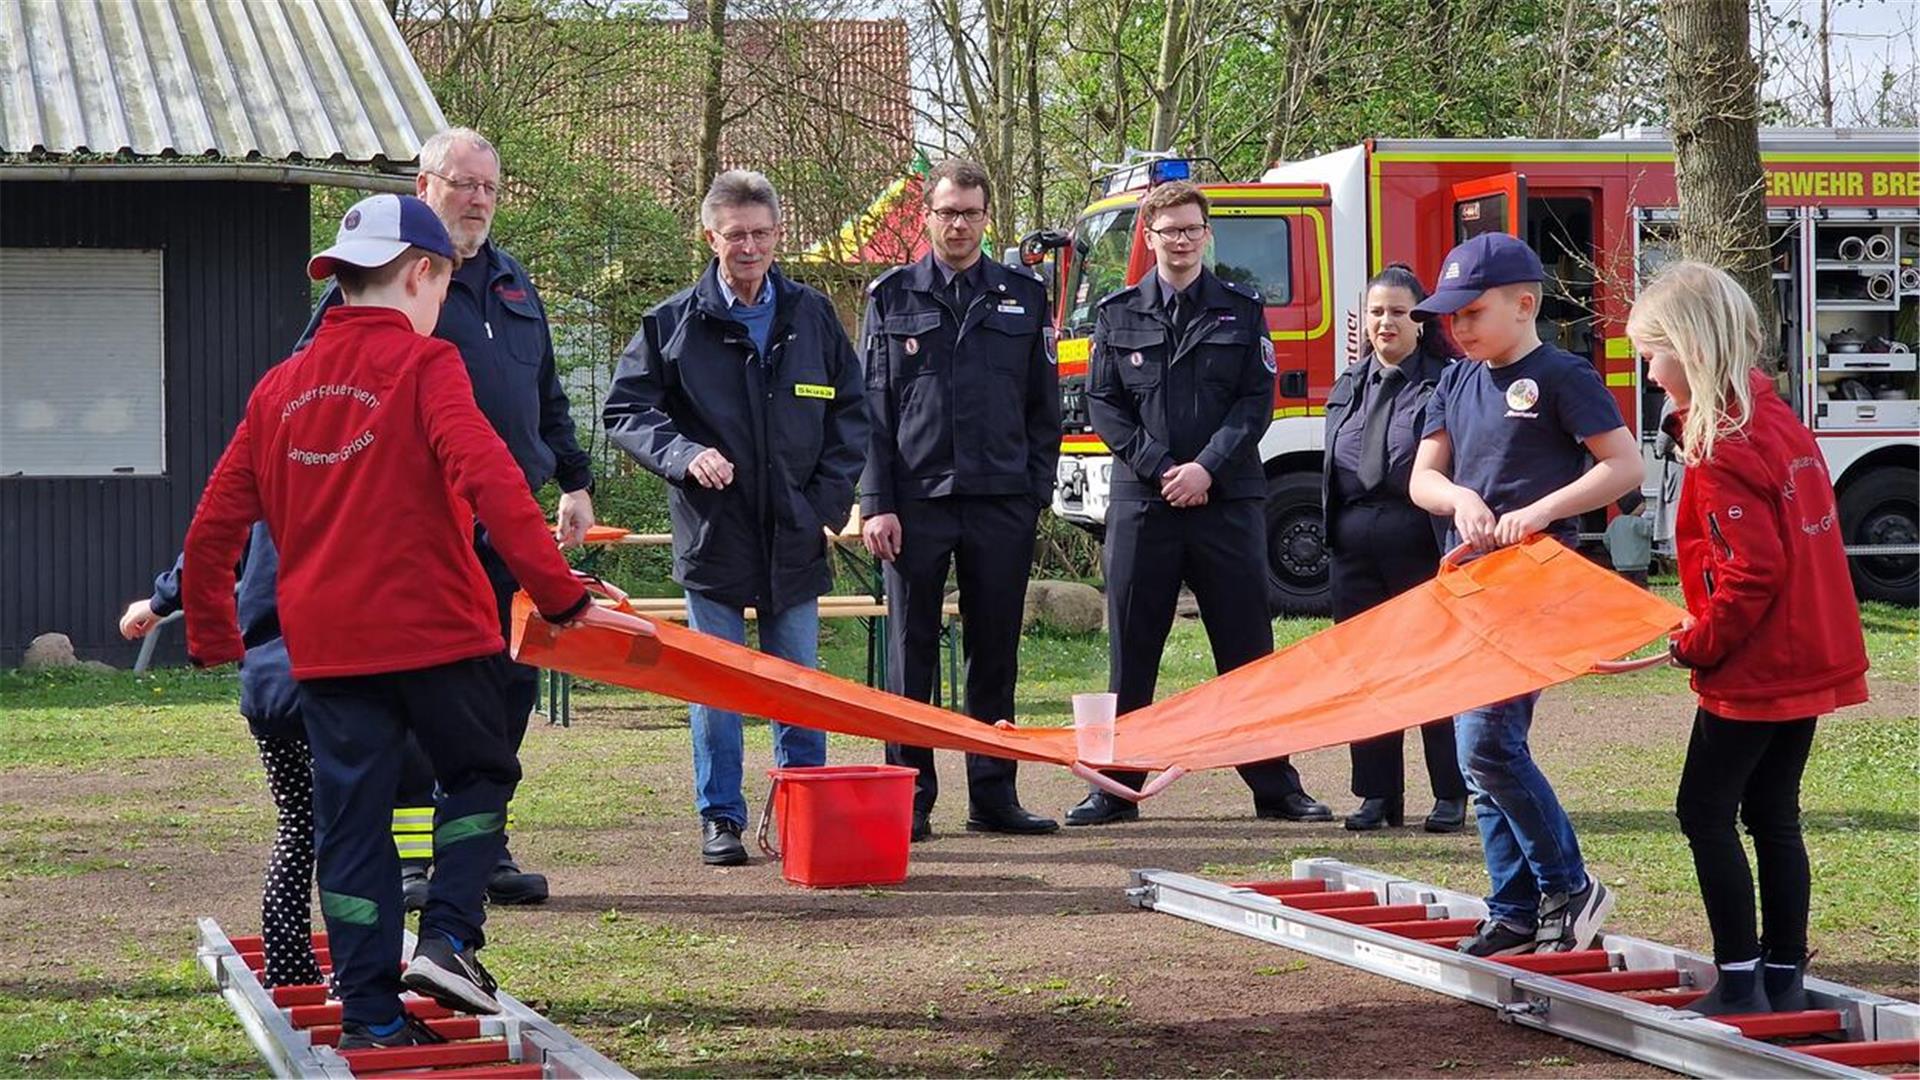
<box><xmin>930</xmin><ymin>208</ymin><xmax>987</xmax><ymax>224</ymax></box>
<box><xmin>716</xmin><ymin>228</ymin><xmax>778</xmax><ymax>247</ymax></box>
<box><xmin>1148</xmin><ymin>223</ymin><xmax>1209</xmax><ymax>242</ymax></box>
<box><xmin>425</xmin><ymin>171</ymin><xmax>500</xmax><ymax>198</ymax></box>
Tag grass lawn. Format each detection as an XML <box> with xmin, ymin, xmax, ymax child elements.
<box><xmin>0</xmin><ymin>596</ymin><xmax>1912</xmax><ymax>1077</ymax></box>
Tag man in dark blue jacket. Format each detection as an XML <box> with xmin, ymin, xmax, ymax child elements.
<box><xmin>860</xmin><ymin>159</ymin><xmax>1060</xmax><ymax>841</ymax></box>
<box><xmin>604</xmin><ymin>169</ymin><xmax>868</xmax><ymax>867</ymax></box>
<box><xmin>294</xmin><ymin>128</ymin><xmax>592</xmax><ymax>906</ymax></box>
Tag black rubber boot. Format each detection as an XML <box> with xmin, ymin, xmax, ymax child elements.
<box><xmin>1687</xmin><ymin>963</ymin><xmax>1771</xmax><ymax>1017</ymax></box>
<box><xmin>1763</xmin><ymin>959</ymin><xmax>1810</xmax><ymax>1013</ymax></box>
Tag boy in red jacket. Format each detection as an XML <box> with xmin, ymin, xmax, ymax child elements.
<box><xmin>1629</xmin><ymin>262</ymin><xmax>1869</xmax><ymax>1016</ymax></box>
<box><xmin>184</xmin><ymin>194</ymin><xmax>608</xmax><ymax>1048</ymax></box>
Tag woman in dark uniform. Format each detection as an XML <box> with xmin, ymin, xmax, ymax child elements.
<box><xmin>1322</xmin><ymin>264</ymin><xmax>1469</xmax><ymax>832</ymax></box>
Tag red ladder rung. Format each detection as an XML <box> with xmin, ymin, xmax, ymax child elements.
<box><xmin>307</xmin><ymin>1017</ymin><xmax>481</xmax><ymax>1048</ymax></box>
<box><xmin>337</xmin><ymin>1037</ymin><xmax>509</xmax><ymax>1072</ymax></box>
<box><xmin>1371</xmin><ymin>917</ymin><xmax>1482</xmax><ymax>940</ymax></box>
<box><xmin>286</xmin><ymin>998</ymin><xmax>454</xmax><ymax>1028</ymax></box>
<box><xmin>271</xmin><ymin>984</ymin><xmax>331</xmax><ymax>1007</ymax></box>
<box><xmin>228</xmin><ymin>932</ymin><xmax>328</xmax><ymax>953</ymax></box>
<box><xmin>1796</xmin><ymin>1039</ymin><xmax>1920</xmax><ymax>1067</ymax></box>
<box><xmin>1280</xmin><ymin>890</ymin><xmax>1381</xmax><ymax>911</ymax></box>
<box><xmin>356</xmin><ymin>1065</ymin><xmax>544</xmax><ymax>1079</ymax></box>
<box><xmin>1325</xmin><ymin>904</ymin><xmax>1433</xmax><ymax>925</ymax></box>
<box><xmin>241</xmin><ymin>949</ymin><xmax>332</xmax><ymax>970</ymax></box>
<box><xmin>1561</xmin><ymin>969</ymin><xmax>1686</xmax><ymax>992</ymax></box>
<box><xmin>1496</xmin><ymin>950</ymin><xmax>1615</xmax><ymax>975</ymax></box>
<box><xmin>1228</xmin><ymin>879</ymin><xmax>1330</xmax><ymax>896</ymax></box>
<box><xmin>1714</xmin><ymin>1010</ymin><xmax>1845</xmax><ymax>1039</ymax></box>
<box><xmin>1630</xmin><ymin>990</ymin><xmax>1703</xmax><ymax>1008</ymax></box>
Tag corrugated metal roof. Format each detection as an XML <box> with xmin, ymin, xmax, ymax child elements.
<box><xmin>0</xmin><ymin>0</ymin><xmax>447</xmax><ymax>165</ymax></box>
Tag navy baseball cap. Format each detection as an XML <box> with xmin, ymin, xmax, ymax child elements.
<box><xmin>307</xmin><ymin>194</ymin><xmax>456</xmax><ymax>280</ymax></box>
<box><xmin>1411</xmin><ymin>232</ymin><xmax>1545</xmax><ymax>321</ymax></box>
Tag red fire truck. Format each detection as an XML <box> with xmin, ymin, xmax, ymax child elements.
<box><xmin>1034</xmin><ymin>128</ymin><xmax>1919</xmax><ymax>613</ymax></box>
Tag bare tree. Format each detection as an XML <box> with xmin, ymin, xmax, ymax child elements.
<box><xmin>1659</xmin><ymin>0</ymin><xmax>1779</xmax><ymax>344</ymax></box>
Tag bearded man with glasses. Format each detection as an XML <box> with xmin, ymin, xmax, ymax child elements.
<box><xmin>1068</xmin><ymin>180</ymin><xmax>1332</xmax><ymax>828</ymax></box>
<box><xmin>604</xmin><ymin>169</ymin><xmax>868</xmax><ymax>867</ymax></box>
<box><xmin>292</xmin><ymin>127</ymin><xmax>596</xmax><ymax>908</ymax></box>
<box><xmin>859</xmin><ymin>158</ymin><xmax>1061</xmax><ymax>842</ymax></box>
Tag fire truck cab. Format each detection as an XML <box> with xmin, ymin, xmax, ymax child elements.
<box><xmin>1040</xmin><ymin>131</ymin><xmax>1919</xmax><ymax>612</ymax></box>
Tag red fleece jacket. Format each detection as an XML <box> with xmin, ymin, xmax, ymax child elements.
<box><xmin>184</xmin><ymin>306</ymin><xmax>589</xmax><ymax>678</ymax></box>
<box><xmin>1670</xmin><ymin>370</ymin><xmax>1869</xmax><ymax>718</ymax></box>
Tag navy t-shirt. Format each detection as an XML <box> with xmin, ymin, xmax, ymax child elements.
<box><xmin>1421</xmin><ymin>344</ymin><xmax>1624</xmax><ymax>544</ymax></box>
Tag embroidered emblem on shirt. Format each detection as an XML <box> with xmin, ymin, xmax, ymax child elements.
<box><xmin>794</xmin><ymin>383</ymin><xmax>835</xmax><ymax>400</ymax></box>
<box><xmin>1505</xmin><ymin>377</ymin><xmax>1540</xmax><ymax>413</ymax></box>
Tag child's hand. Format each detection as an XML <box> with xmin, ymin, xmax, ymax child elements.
<box><xmin>569</xmin><ymin>604</ymin><xmax>654</xmax><ymax>635</ymax></box>
<box><xmin>1453</xmin><ymin>489</ymin><xmax>1498</xmax><ymax>550</ymax></box>
<box><xmin>1494</xmin><ymin>503</ymin><xmax>1554</xmax><ymax>546</ymax></box>
<box><xmin>119</xmin><ymin>599</ymin><xmax>160</xmax><ymax>640</ymax></box>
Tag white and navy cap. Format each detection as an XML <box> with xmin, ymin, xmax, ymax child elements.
<box><xmin>307</xmin><ymin>194</ymin><xmax>457</xmax><ymax>281</ymax></box>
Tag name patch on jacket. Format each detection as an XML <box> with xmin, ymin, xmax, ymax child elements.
<box><xmin>794</xmin><ymin>383</ymin><xmax>836</xmax><ymax>400</ymax></box>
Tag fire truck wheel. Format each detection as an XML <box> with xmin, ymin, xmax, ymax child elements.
<box><xmin>1264</xmin><ymin>470</ymin><xmax>1331</xmax><ymax>617</ymax></box>
<box><xmin>1838</xmin><ymin>465</ymin><xmax>1918</xmax><ymax>606</ymax></box>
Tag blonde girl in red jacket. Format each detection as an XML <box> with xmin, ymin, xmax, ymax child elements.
<box><xmin>1628</xmin><ymin>261</ymin><xmax>1869</xmax><ymax>1017</ymax></box>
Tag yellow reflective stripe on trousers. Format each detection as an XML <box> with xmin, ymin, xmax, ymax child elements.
<box><xmin>393</xmin><ymin>805</ymin><xmax>435</xmax><ymax>858</ymax></box>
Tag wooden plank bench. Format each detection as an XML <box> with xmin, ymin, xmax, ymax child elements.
<box><xmin>539</xmin><ymin>523</ymin><xmax>963</xmax><ymax>727</ymax></box>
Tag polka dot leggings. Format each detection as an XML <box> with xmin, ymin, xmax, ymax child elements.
<box><xmin>256</xmin><ymin>734</ymin><xmax>325</xmax><ymax>989</ymax></box>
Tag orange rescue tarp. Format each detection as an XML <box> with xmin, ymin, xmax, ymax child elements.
<box><xmin>512</xmin><ymin>537</ymin><xmax>1686</xmax><ymax>793</ymax></box>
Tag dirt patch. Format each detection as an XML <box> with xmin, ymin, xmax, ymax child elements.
<box><xmin>2</xmin><ymin>678</ymin><xmax>1910</xmax><ymax>1076</ymax></box>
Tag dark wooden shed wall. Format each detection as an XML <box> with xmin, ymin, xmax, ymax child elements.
<box><xmin>1</xmin><ymin>179</ymin><xmax>311</xmax><ymax>667</ymax></box>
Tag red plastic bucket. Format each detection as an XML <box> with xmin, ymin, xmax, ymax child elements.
<box><xmin>757</xmin><ymin>765</ymin><xmax>916</xmax><ymax>888</ymax></box>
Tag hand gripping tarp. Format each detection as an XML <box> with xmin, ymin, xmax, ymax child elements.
<box><xmin>512</xmin><ymin>537</ymin><xmax>1687</xmax><ymax>801</ymax></box>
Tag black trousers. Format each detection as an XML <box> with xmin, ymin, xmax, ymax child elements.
<box><xmin>1675</xmin><ymin>708</ymin><xmax>1816</xmax><ymax>964</ymax></box>
<box><xmin>302</xmin><ymin>655</ymin><xmax>520</xmax><ymax>1026</ymax></box>
<box><xmin>1330</xmin><ymin>500</ymin><xmax>1466</xmax><ymax>801</ymax></box>
<box><xmin>1097</xmin><ymin>497</ymin><xmax>1305</xmax><ymax>806</ymax></box>
<box><xmin>883</xmin><ymin>495</ymin><xmax>1039</xmax><ymax>815</ymax></box>
<box><xmin>392</xmin><ymin>529</ymin><xmax>540</xmax><ymax>851</ymax></box>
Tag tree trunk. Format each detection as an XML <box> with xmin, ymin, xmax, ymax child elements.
<box><xmin>1025</xmin><ymin>0</ymin><xmax>1044</xmax><ymax>231</ymax></box>
<box><xmin>1146</xmin><ymin>0</ymin><xmax>1190</xmax><ymax>150</ymax></box>
<box><xmin>693</xmin><ymin>0</ymin><xmax>729</xmax><ymax>200</ymax></box>
<box><xmin>1659</xmin><ymin>0</ymin><xmax>1780</xmax><ymax>349</ymax></box>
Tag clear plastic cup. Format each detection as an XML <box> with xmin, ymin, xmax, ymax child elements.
<box><xmin>1072</xmin><ymin>692</ymin><xmax>1117</xmax><ymax>763</ymax></box>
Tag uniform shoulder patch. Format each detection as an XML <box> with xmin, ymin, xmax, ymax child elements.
<box><xmin>867</xmin><ymin>265</ymin><xmax>907</xmax><ymax>295</ymax></box>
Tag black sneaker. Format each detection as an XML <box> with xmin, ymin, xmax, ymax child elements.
<box><xmin>337</xmin><ymin>1014</ymin><xmax>447</xmax><ymax>1050</ymax></box>
<box><xmin>401</xmin><ymin>933</ymin><xmax>501</xmax><ymax>1015</ymax></box>
<box><xmin>1535</xmin><ymin>879</ymin><xmax>1614</xmax><ymax>953</ymax></box>
<box><xmin>1458</xmin><ymin>919</ymin><xmax>1540</xmax><ymax>957</ymax></box>
<box><xmin>400</xmin><ymin>861</ymin><xmax>431</xmax><ymax>914</ymax></box>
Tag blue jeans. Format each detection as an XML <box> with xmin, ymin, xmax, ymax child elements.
<box><xmin>1454</xmin><ymin>692</ymin><xmax>1588</xmax><ymax>928</ymax></box>
<box><xmin>684</xmin><ymin>590</ymin><xmax>827</xmax><ymax>827</ymax></box>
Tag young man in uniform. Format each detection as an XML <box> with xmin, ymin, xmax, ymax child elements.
<box><xmin>1069</xmin><ymin>181</ymin><xmax>1331</xmax><ymax>827</ymax></box>
<box><xmin>603</xmin><ymin>170</ymin><xmax>868</xmax><ymax>866</ymax></box>
<box><xmin>183</xmin><ymin>195</ymin><xmax>626</xmax><ymax>1047</ymax></box>
<box><xmin>861</xmin><ymin>159</ymin><xmax>1061</xmax><ymax>841</ymax></box>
